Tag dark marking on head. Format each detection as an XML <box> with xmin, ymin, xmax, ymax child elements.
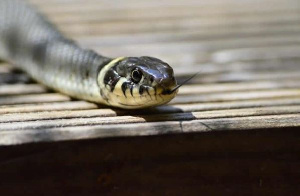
<box><xmin>153</xmin><ymin>87</ymin><xmax>157</xmax><ymax>95</ymax></box>
<box><xmin>104</xmin><ymin>69</ymin><xmax>120</xmax><ymax>92</ymax></box>
<box><xmin>121</xmin><ymin>82</ymin><xmax>127</xmax><ymax>97</ymax></box>
<box><xmin>110</xmin><ymin>77</ymin><xmax>120</xmax><ymax>92</ymax></box>
<box><xmin>130</xmin><ymin>86</ymin><xmax>134</xmax><ymax>97</ymax></box>
<box><xmin>150</xmin><ymin>76</ymin><xmax>154</xmax><ymax>84</ymax></box>
<box><xmin>139</xmin><ymin>85</ymin><xmax>145</xmax><ymax>95</ymax></box>
<box><xmin>153</xmin><ymin>87</ymin><xmax>158</xmax><ymax>101</ymax></box>
<box><xmin>145</xmin><ymin>87</ymin><xmax>151</xmax><ymax>96</ymax></box>
<box><xmin>121</xmin><ymin>82</ymin><xmax>131</xmax><ymax>97</ymax></box>
<box><xmin>145</xmin><ymin>87</ymin><xmax>152</xmax><ymax>100</ymax></box>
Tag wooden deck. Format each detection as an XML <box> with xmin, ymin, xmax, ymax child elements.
<box><xmin>1</xmin><ymin>0</ymin><xmax>300</xmax><ymax>195</ymax></box>
<box><xmin>1</xmin><ymin>0</ymin><xmax>300</xmax><ymax>145</ymax></box>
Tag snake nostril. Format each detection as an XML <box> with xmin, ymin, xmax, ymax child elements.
<box><xmin>150</xmin><ymin>77</ymin><xmax>154</xmax><ymax>84</ymax></box>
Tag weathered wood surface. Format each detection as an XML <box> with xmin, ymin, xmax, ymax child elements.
<box><xmin>1</xmin><ymin>0</ymin><xmax>300</xmax><ymax>146</ymax></box>
<box><xmin>2</xmin><ymin>1</ymin><xmax>300</xmax><ymax>195</ymax></box>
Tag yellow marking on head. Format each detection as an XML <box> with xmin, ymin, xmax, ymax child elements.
<box><xmin>147</xmin><ymin>87</ymin><xmax>155</xmax><ymax>96</ymax></box>
<box><xmin>98</xmin><ymin>57</ymin><xmax>125</xmax><ymax>90</ymax></box>
<box><xmin>112</xmin><ymin>77</ymin><xmax>127</xmax><ymax>96</ymax></box>
<box><xmin>132</xmin><ymin>87</ymin><xmax>140</xmax><ymax>97</ymax></box>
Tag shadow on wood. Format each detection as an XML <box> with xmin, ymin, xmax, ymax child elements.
<box><xmin>0</xmin><ymin>127</ymin><xmax>300</xmax><ymax>195</ymax></box>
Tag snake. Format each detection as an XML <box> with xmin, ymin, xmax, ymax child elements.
<box><xmin>0</xmin><ymin>0</ymin><xmax>180</xmax><ymax>109</ymax></box>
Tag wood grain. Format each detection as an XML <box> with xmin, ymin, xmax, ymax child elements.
<box><xmin>0</xmin><ymin>0</ymin><xmax>300</xmax><ymax>146</ymax></box>
<box><xmin>2</xmin><ymin>1</ymin><xmax>300</xmax><ymax>195</ymax></box>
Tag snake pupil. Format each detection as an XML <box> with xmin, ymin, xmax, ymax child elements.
<box><xmin>131</xmin><ymin>69</ymin><xmax>142</xmax><ymax>83</ymax></box>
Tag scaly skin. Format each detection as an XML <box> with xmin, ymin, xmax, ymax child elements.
<box><xmin>0</xmin><ymin>0</ymin><xmax>178</xmax><ymax>109</ymax></box>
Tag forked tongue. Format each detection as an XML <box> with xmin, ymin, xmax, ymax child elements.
<box><xmin>163</xmin><ymin>72</ymin><xmax>199</xmax><ymax>94</ymax></box>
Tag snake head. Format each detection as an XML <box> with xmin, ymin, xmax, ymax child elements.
<box><xmin>98</xmin><ymin>56</ymin><xmax>178</xmax><ymax>109</ymax></box>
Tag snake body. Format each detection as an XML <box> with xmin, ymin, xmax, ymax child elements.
<box><xmin>0</xmin><ymin>0</ymin><xmax>178</xmax><ymax>109</ymax></box>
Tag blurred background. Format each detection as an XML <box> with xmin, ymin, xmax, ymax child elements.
<box><xmin>28</xmin><ymin>0</ymin><xmax>300</xmax><ymax>84</ymax></box>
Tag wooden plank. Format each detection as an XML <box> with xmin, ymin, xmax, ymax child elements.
<box><xmin>0</xmin><ymin>84</ymin><xmax>47</xmax><ymax>95</ymax></box>
<box><xmin>172</xmin><ymin>89</ymin><xmax>300</xmax><ymax>104</ymax></box>
<box><xmin>49</xmin><ymin>8</ymin><xmax>300</xmax><ymax>25</ymax></box>
<box><xmin>182</xmin><ymin>114</ymin><xmax>300</xmax><ymax>132</ymax></box>
<box><xmin>0</xmin><ymin>109</ymin><xmax>118</xmax><ymax>123</ymax></box>
<box><xmin>61</xmin><ymin>15</ymin><xmax>300</xmax><ymax>36</ymax></box>
<box><xmin>75</xmin><ymin>24</ymin><xmax>300</xmax><ymax>46</ymax></box>
<box><xmin>90</xmin><ymin>35</ymin><xmax>300</xmax><ymax>57</ymax></box>
<box><xmin>156</xmin><ymin>98</ymin><xmax>300</xmax><ymax>113</ymax></box>
<box><xmin>47</xmin><ymin>7</ymin><xmax>298</xmax><ymax>27</ymax></box>
<box><xmin>178</xmin><ymin>80</ymin><xmax>300</xmax><ymax>94</ymax></box>
<box><xmin>0</xmin><ymin>93</ymin><xmax>70</xmax><ymax>105</ymax></box>
<box><xmin>174</xmin><ymin>56</ymin><xmax>300</xmax><ymax>76</ymax></box>
<box><xmin>212</xmin><ymin>46</ymin><xmax>300</xmax><ymax>63</ymax></box>
<box><xmin>188</xmin><ymin>71</ymin><xmax>300</xmax><ymax>83</ymax></box>
<box><xmin>1</xmin><ymin>113</ymin><xmax>300</xmax><ymax>145</ymax></box>
<box><xmin>32</xmin><ymin>0</ymin><xmax>300</xmax><ymax>15</ymax></box>
<box><xmin>1</xmin><ymin>106</ymin><xmax>300</xmax><ymax>130</ymax></box>
<box><xmin>0</xmin><ymin>101</ymin><xmax>98</xmax><ymax>114</ymax></box>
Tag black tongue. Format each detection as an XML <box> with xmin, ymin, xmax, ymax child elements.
<box><xmin>163</xmin><ymin>72</ymin><xmax>199</xmax><ymax>95</ymax></box>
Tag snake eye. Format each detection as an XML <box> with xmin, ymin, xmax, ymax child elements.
<box><xmin>131</xmin><ymin>68</ymin><xmax>142</xmax><ymax>83</ymax></box>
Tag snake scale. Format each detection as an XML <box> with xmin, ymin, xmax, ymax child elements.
<box><xmin>0</xmin><ymin>0</ymin><xmax>180</xmax><ymax>109</ymax></box>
